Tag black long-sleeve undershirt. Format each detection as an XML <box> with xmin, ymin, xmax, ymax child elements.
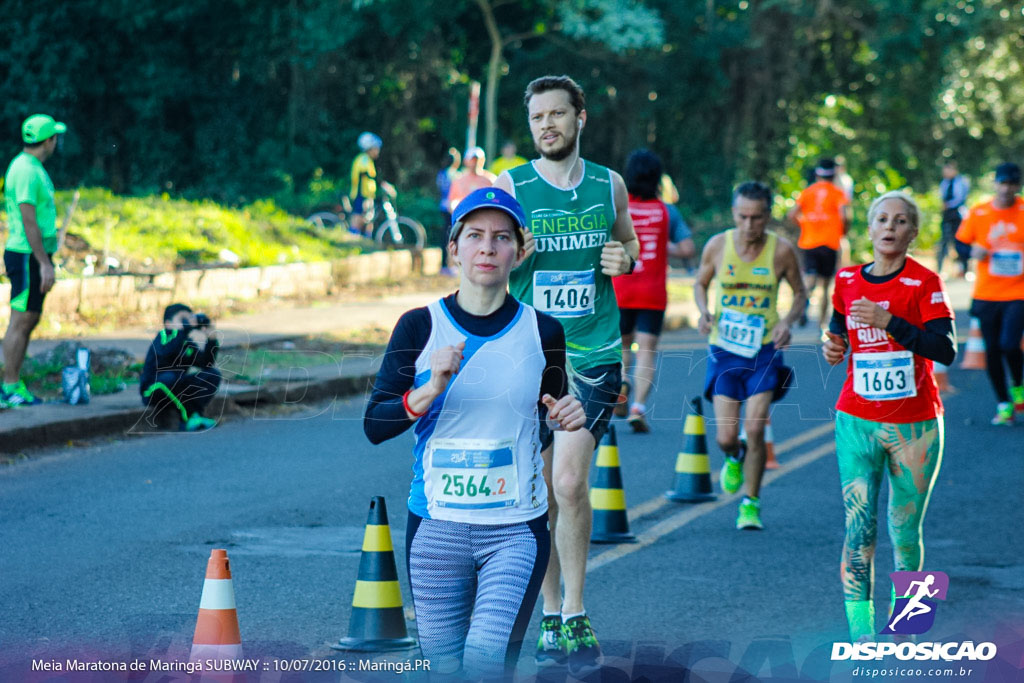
<box><xmin>828</xmin><ymin>266</ymin><xmax>957</xmax><ymax>366</ymax></box>
<box><xmin>363</xmin><ymin>293</ymin><xmax>568</xmax><ymax>445</ymax></box>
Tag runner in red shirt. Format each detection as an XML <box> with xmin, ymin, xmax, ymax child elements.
<box><xmin>822</xmin><ymin>191</ymin><xmax>957</xmax><ymax>642</ymax></box>
<box><xmin>612</xmin><ymin>150</ymin><xmax>695</xmax><ymax>432</ymax></box>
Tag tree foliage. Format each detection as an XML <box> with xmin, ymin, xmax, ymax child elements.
<box><xmin>1</xmin><ymin>0</ymin><xmax>1021</xmax><ymax>226</ymax></box>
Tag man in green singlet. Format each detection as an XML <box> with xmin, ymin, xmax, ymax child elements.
<box><xmin>694</xmin><ymin>182</ymin><xmax>806</xmax><ymax>530</ymax></box>
<box><xmin>494</xmin><ymin>74</ymin><xmax>639</xmax><ymax>675</ymax></box>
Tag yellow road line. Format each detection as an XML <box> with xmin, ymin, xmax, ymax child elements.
<box><xmin>589</xmin><ymin>439</ymin><xmax>837</xmax><ymax>573</ymax></box>
<box><xmin>624</xmin><ymin>421</ymin><xmax>835</xmax><ymax>524</ymax></box>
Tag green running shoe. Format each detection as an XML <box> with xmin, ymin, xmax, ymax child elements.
<box><xmin>535</xmin><ymin>615</ymin><xmax>565</xmax><ymax>665</ymax></box>
<box><xmin>1011</xmin><ymin>386</ymin><xmax>1024</xmax><ymax>415</ymax></box>
<box><xmin>1</xmin><ymin>380</ymin><xmax>43</xmax><ymax>406</ymax></box>
<box><xmin>182</xmin><ymin>414</ymin><xmax>217</xmax><ymax>432</ymax></box>
<box><xmin>562</xmin><ymin>615</ymin><xmax>602</xmax><ymax>675</ymax></box>
<box><xmin>991</xmin><ymin>402</ymin><xmax>1014</xmax><ymax>426</ymax></box>
<box><xmin>720</xmin><ymin>456</ymin><xmax>744</xmax><ymax>494</ymax></box>
<box><xmin>736</xmin><ymin>496</ymin><xmax>763</xmax><ymax>530</ymax></box>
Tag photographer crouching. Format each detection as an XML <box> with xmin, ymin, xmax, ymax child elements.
<box><xmin>140</xmin><ymin>303</ymin><xmax>221</xmax><ymax>431</ymax></box>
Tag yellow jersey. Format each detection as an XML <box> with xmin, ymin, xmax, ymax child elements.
<box><xmin>350</xmin><ymin>153</ymin><xmax>377</xmax><ymax>200</ymax></box>
<box><xmin>489</xmin><ymin>155</ymin><xmax>528</xmax><ymax>176</ymax></box>
<box><xmin>709</xmin><ymin>229</ymin><xmax>780</xmax><ymax>354</ymax></box>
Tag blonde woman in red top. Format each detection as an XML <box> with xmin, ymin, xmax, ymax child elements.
<box><xmin>822</xmin><ymin>191</ymin><xmax>956</xmax><ymax>642</ymax></box>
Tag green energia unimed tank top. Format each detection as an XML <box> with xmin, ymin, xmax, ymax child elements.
<box><xmin>507</xmin><ymin>160</ymin><xmax>620</xmax><ymax>371</ymax></box>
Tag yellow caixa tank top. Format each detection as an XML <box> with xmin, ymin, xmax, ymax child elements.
<box><xmin>709</xmin><ymin>229</ymin><xmax>780</xmax><ymax>356</ymax></box>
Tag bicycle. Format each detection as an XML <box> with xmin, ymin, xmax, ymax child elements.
<box><xmin>305</xmin><ymin>196</ymin><xmax>425</xmax><ymax>250</ymax></box>
<box><xmin>372</xmin><ymin>197</ymin><xmax>426</xmax><ymax>250</ymax></box>
<box><xmin>306</xmin><ymin>196</ymin><xmax>353</xmax><ymax>233</ymax></box>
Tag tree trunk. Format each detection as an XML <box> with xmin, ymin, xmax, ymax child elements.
<box><xmin>287</xmin><ymin>0</ymin><xmax>300</xmax><ymax>179</ymax></box>
<box><xmin>475</xmin><ymin>0</ymin><xmax>503</xmax><ymax>161</ymax></box>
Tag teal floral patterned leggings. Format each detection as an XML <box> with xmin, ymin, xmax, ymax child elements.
<box><xmin>835</xmin><ymin>411</ymin><xmax>943</xmax><ymax>639</ymax></box>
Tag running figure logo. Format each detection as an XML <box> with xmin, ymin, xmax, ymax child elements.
<box><xmin>881</xmin><ymin>571</ymin><xmax>949</xmax><ymax>635</ymax></box>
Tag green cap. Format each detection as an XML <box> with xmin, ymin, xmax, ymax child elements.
<box><xmin>22</xmin><ymin>114</ymin><xmax>67</xmax><ymax>144</ymax></box>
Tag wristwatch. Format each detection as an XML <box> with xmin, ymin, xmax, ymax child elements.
<box><xmin>625</xmin><ymin>254</ymin><xmax>637</xmax><ymax>275</ymax></box>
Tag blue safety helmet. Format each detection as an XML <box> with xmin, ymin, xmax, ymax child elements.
<box><xmin>358</xmin><ymin>132</ymin><xmax>382</xmax><ymax>151</ymax></box>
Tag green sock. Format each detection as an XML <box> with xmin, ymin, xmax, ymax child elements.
<box><xmin>844</xmin><ymin>599</ymin><xmax>875</xmax><ymax>641</ymax></box>
<box><xmin>3</xmin><ymin>382</ymin><xmax>18</xmax><ymax>392</ymax></box>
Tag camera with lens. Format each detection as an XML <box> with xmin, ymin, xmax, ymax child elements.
<box><xmin>194</xmin><ymin>313</ymin><xmax>211</xmax><ymax>328</ymax></box>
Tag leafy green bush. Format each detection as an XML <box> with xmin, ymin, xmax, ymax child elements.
<box><xmin>0</xmin><ymin>188</ymin><xmax>362</xmax><ymax>273</ymax></box>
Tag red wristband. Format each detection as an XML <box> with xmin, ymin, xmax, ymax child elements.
<box><xmin>403</xmin><ymin>389</ymin><xmax>427</xmax><ymax>419</ymax></box>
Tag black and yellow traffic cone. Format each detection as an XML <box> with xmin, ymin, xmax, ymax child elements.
<box><xmin>665</xmin><ymin>397</ymin><xmax>717</xmax><ymax>502</ymax></box>
<box><xmin>590</xmin><ymin>425</ymin><xmax>636</xmax><ymax>543</ymax></box>
<box><xmin>332</xmin><ymin>496</ymin><xmax>417</xmax><ymax>652</ymax></box>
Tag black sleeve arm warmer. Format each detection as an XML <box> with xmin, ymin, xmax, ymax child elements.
<box><xmin>829</xmin><ymin>310</ymin><xmax>956</xmax><ymax>365</ymax></box>
<box><xmin>536</xmin><ymin>314</ymin><xmax>569</xmax><ymax>423</ymax></box>
<box><xmin>828</xmin><ymin>309</ymin><xmax>847</xmax><ymax>338</ymax></box>
<box><xmin>363</xmin><ymin>309</ymin><xmax>431</xmax><ymax>445</ymax></box>
<box><xmin>885</xmin><ymin>315</ymin><xmax>957</xmax><ymax>366</ymax></box>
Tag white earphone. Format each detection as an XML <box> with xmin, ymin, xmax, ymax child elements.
<box><xmin>577</xmin><ymin>120</ymin><xmax>583</xmax><ymax>129</ymax></box>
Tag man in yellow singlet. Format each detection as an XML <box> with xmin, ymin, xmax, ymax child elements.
<box><xmin>694</xmin><ymin>182</ymin><xmax>807</xmax><ymax>530</ymax></box>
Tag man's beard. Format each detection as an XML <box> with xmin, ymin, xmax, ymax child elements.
<box><xmin>535</xmin><ymin>129</ymin><xmax>578</xmax><ymax>162</ymax></box>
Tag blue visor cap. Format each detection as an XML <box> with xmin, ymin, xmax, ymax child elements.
<box><xmin>451</xmin><ymin>187</ymin><xmax>528</xmax><ymax>236</ymax></box>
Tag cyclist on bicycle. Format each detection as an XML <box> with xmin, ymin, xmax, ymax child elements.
<box><xmin>350</xmin><ymin>132</ymin><xmax>395</xmax><ymax>237</ymax></box>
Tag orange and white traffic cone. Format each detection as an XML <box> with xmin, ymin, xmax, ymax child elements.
<box><xmin>190</xmin><ymin>549</ymin><xmax>242</xmax><ymax>664</ymax></box>
<box><xmin>960</xmin><ymin>317</ymin><xmax>986</xmax><ymax>370</ymax></box>
<box><xmin>740</xmin><ymin>418</ymin><xmax>778</xmax><ymax>469</ymax></box>
<box><xmin>933</xmin><ymin>360</ymin><xmax>955</xmax><ymax>394</ymax></box>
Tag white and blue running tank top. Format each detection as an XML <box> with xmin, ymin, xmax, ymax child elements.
<box><xmin>409</xmin><ymin>299</ymin><xmax>548</xmax><ymax>524</ymax></box>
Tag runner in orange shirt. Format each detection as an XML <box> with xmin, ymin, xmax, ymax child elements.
<box><xmin>955</xmin><ymin>162</ymin><xmax>1024</xmax><ymax>425</ymax></box>
<box><xmin>788</xmin><ymin>158</ymin><xmax>850</xmax><ymax>330</ymax></box>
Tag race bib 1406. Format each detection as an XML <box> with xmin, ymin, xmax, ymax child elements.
<box><xmin>533</xmin><ymin>270</ymin><xmax>596</xmax><ymax>318</ymax></box>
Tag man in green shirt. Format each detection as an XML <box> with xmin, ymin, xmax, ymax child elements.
<box><xmin>495</xmin><ymin>75</ymin><xmax>639</xmax><ymax>674</ymax></box>
<box><xmin>2</xmin><ymin>114</ymin><xmax>66</xmax><ymax>407</ymax></box>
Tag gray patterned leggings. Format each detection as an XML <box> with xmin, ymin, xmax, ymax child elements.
<box><xmin>406</xmin><ymin>512</ymin><xmax>549</xmax><ymax>678</ymax></box>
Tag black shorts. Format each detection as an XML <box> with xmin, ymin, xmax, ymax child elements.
<box><xmin>619</xmin><ymin>308</ymin><xmax>666</xmax><ymax>337</ymax></box>
<box><xmin>801</xmin><ymin>246</ymin><xmax>838</xmax><ymax>279</ymax></box>
<box><xmin>540</xmin><ymin>363</ymin><xmax>621</xmax><ymax>450</ymax></box>
<box><xmin>4</xmin><ymin>250</ymin><xmax>52</xmax><ymax>313</ymax></box>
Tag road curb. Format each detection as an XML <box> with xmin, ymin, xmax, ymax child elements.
<box><xmin>2</xmin><ymin>371</ymin><xmax>378</xmax><ymax>456</ymax></box>
<box><xmin>5</xmin><ymin>303</ymin><xmax>697</xmax><ymax>457</ymax></box>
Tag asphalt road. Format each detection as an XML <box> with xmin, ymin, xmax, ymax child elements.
<box><xmin>1</xmin><ymin>324</ymin><xmax>1022</xmax><ymax>682</ymax></box>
